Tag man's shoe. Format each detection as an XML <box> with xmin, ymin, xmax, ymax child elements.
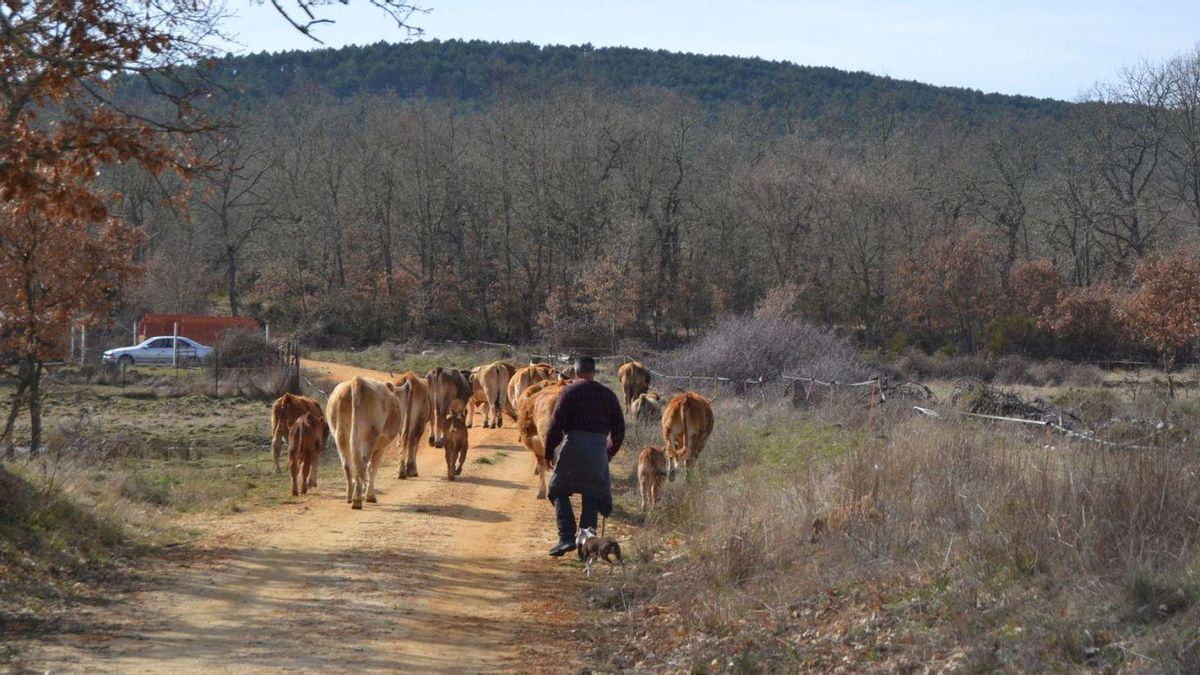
<box><xmin>548</xmin><ymin>541</ymin><xmax>576</xmax><ymax>557</ymax></box>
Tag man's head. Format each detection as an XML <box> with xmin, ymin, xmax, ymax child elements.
<box><xmin>574</xmin><ymin>355</ymin><xmax>597</xmax><ymax>380</ymax></box>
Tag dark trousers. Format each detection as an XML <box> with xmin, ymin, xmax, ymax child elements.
<box><xmin>554</xmin><ymin>495</ymin><xmax>599</xmax><ymax>543</ymax></box>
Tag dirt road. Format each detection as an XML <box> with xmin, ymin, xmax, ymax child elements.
<box><xmin>27</xmin><ymin>360</ymin><xmax>576</xmax><ymax>673</ymax></box>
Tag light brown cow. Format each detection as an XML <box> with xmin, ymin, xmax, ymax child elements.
<box><xmin>637</xmin><ymin>445</ymin><xmax>668</xmax><ymax>512</ymax></box>
<box><xmin>661</xmin><ymin>392</ymin><xmax>715</xmax><ymax>482</ymax></box>
<box><xmin>477</xmin><ymin>360</ymin><xmax>517</xmax><ymax>428</ymax></box>
<box><xmin>516</xmin><ymin>379</ymin><xmax>570</xmax><ymax>499</ymax></box>
<box><xmin>393</xmin><ymin>371</ymin><xmax>433</xmax><ymax>479</ymax></box>
<box><xmin>270</xmin><ymin>393</ymin><xmax>324</xmax><ymax>476</ymax></box>
<box><xmin>326</xmin><ymin>376</ymin><xmax>406</xmax><ymax>509</ymax></box>
<box><xmin>630</xmin><ymin>390</ymin><xmax>662</xmax><ymax>424</ymax></box>
<box><xmin>287</xmin><ymin>412</ymin><xmax>326</xmax><ymax>497</ymax></box>
<box><xmin>507</xmin><ymin>364</ymin><xmax>556</xmax><ymax>411</ymax></box>
<box><xmin>618</xmin><ymin>361</ymin><xmax>652</xmax><ymax>414</ymax></box>
<box><xmin>466</xmin><ymin>366</ymin><xmax>487</xmax><ymax>429</ymax></box>
<box><xmin>426</xmin><ymin>367</ymin><xmax>473</xmax><ymax>449</ymax></box>
<box><xmin>442</xmin><ymin>399</ymin><xmax>469</xmax><ymax>480</ymax></box>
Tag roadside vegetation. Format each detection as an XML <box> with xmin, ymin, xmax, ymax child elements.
<box><xmin>0</xmin><ymin>370</ymin><xmax>332</xmax><ymax>650</ymax></box>
<box><xmin>572</xmin><ymin>322</ymin><xmax>1200</xmax><ymax>672</ymax></box>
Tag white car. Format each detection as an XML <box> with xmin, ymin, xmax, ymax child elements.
<box><xmin>102</xmin><ymin>336</ymin><xmax>212</xmax><ymax>367</ymax></box>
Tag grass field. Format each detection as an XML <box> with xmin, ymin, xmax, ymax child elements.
<box><xmin>583</xmin><ymin>391</ymin><xmax>1200</xmax><ymax>672</ymax></box>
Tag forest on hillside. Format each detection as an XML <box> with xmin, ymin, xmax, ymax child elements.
<box><xmin>205</xmin><ymin>40</ymin><xmax>1068</xmax><ymax>125</ymax></box>
<box><xmin>109</xmin><ymin>42</ymin><xmax>1200</xmax><ymax>362</ymax></box>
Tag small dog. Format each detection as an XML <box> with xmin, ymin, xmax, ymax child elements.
<box><xmin>637</xmin><ymin>445</ymin><xmax>668</xmax><ymax>512</ymax></box>
<box><xmin>811</xmin><ymin>471</ymin><xmax>883</xmax><ymax>543</ymax></box>
<box><xmin>575</xmin><ymin>527</ymin><xmax>625</xmax><ymax>577</ymax></box>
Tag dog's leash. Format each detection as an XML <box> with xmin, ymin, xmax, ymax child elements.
<box><xmin>600</xmin><ymin>514</ymin><xmax>607</xmax><ymax>538</ymax></box>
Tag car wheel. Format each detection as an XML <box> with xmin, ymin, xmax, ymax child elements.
<box><xmin>118</xmin><ymin>355</ymin><xmax>134</xmax><ymax>367</ymax></box>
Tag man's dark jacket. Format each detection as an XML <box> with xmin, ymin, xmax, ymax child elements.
<box><xmin>544</xmin><ymin>379</ymin><xmax>626</xmax><ymax>515</ymax></box>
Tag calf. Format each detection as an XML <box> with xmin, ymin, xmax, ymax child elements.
<box><xmin>287</xmin><ymin>412</ymin><xmax>325</xmax><ymax>497</ymax></box>
<box><xmin>425</xmin><ymin>367</ymin><xmax>473</xmax><ymax>448</ymax></box>
<box><xmin>270</xmin><ymin>393</ymin><xmax>324</xmax><ymax>475</ymax></box>
<box><xmin>630</xmin><ymin>390</ymin><xmax>662</xmax><ymax>424</ymax></box>
<box><xmin>443</xmin><ymin>400</ymin><xmax>469</xmax><ymax>481</ymax></box>
<box><xmin>637</xmin><ymin>445</ymin><xmax>668</xmax><ymax>512</ymax></box>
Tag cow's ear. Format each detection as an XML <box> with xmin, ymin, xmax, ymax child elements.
<box><xmin>385</xmin><ymin>382</ymin><xmax>396</xmax><ymax>392</ymax></box>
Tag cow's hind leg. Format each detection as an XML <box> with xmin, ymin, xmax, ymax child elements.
<box><xmin>365</xmin><ymin>439</ymin><xmax>388</xmax><ymax>503</ymax></box>
<box><xmin>535</xmin><ymin>456</ymin><xmax>548</xmax><ymax>499</ymax></box>
<box><xmin>396</xmin><ymin>437</ymin><xmax>409</xmax><ymax>479</ymax></box>
<box><xmin>288</xmin><ymin>450</ymin><xmax>300</xmax><ymax>496</ymax></box>
<box><xmin>350</xmin><ymin>448</ymin><xmax>367</xmax><ymax>509</ymax></box>
<box><xmin>404</xmin><ymin>436</ymin><xmax>419</xmax><ymax>478</ymax></box>
<box><xmin>271</xmin><ymin>426</ymin><xmax>283</xmax><ymax>474</ymax></box>
<box><xmin>455</xmin><ymin>447</ymin><xmax>466</xmax><ymax>476</ymax></box>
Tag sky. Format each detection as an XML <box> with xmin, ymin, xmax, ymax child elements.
<box><xmin>219</xmin><ymin>1</ymin><xmax>1200</xmax><ymax>101</ymax></box>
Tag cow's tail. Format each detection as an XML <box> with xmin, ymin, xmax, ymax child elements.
<box><xmin>400</xmin><ymin>378</ymin><xmax>415</xmax><ymax>450</ymax></box>
<box><xmin>349</xmin><ymin>378</ymin><xmax>362</xmax><ymax>470</ymax></box>
<box><xmin>681</xmin><ymin>398</ymin><xmax>691</xmax><ymax>459</ymax></box>
<box><xmin>492</xmin><ymin>380</ymin><xmax>504</xmax><ymax>421</ymax></box>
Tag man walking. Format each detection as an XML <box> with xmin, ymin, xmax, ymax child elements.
<box><xmin>544</xmin><ymin>355</ymin><xmax>626</xmax><ymax>557</ymax></box>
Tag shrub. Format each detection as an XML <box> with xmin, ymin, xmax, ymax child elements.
<box><xmin>986</xmin><ymin>315</ymin><xmax>1052</xmax><ymax>357</ymax></box>
<box><xmin>659</xmin><ymin>316</ymin><xmax>866</xmax><ymax>383</ymax></box>
<box><xmin>210</xmin><ymin>330</ymin><xmax>279</xmax><ymax>369</ymax></box>
<box><xmin>892</xmin><ymin>348</ymin><xmax>995</xmax><ymax>381</ymax></box>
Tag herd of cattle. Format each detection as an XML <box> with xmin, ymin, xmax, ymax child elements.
<box><xmin>267</xmin><ymin>360</ymin><xmax>716</xmax><ymax>511</ymax></box>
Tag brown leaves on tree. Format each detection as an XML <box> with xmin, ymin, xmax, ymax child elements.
<box><xmin>1</xmin><ymin>0</ymin><xmax>217</xmax><ymax>452</ymax></box>
<box><xmin>895</xmin><ymin>229</ymin><xmax>999</xmax><ymax>350</ymax></box>
<box><xmin>1126</xmin><ymin>250</ymin><xmax>1200</xmax><ymax>359</ymax></box>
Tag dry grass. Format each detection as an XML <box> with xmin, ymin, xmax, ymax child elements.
<box><xmin>586</xmin><ymin>392</ymin><xmax>1200</xmax><ymax>671</ymax></box>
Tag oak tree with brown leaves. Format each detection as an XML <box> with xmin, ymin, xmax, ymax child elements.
<box><xmin>1126</xmin><ymin>250</ymin><xmax>1200</xmax><ymax>365</ymax></box>
<box><xmin>0</xmin><ymin>0</ymin><xmax>224</xmax><ymax>455</ymax></box>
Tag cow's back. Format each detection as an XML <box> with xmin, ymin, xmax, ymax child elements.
<box><xmin>517</xmin><ymin>380</ymin><xmax>567</xmax><ymax>457</ymax></box>
<box><xmin>327</xmin><ymin>376</ymin><xmax>402</xmax><ymax>456</ymax></box>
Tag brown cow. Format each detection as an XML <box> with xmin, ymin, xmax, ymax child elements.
<box><xmin>661</xmin><ymin>392</ymin><xmax>715</xmax><ymax>482</ymax></box>
<box><xmin>477</xmin><ymin>360</ymin><xmax>517</xmax><ymax>428</ymax></box>
<box><xmin>326</xmin><ymin>376</ymin><xmax>406</xmax><ymax>509</ymax></box>
<box><xmin>287</xmin><ymin>412</ymin><xmax>325</xmax><ymax>496</ymax></box>
<box><xmin>442</xmin><ymin>399</ymin><xmax>469</xmax><ymax>480</ymax></box>
<box><xmin>630</xmin><ymin>390</ymin><xmax>662</xmax><ymax>424</ymax></box>
<box><xmin>637</xmin><ymin>445</ymin><xmax>668</xmax><ymax>512</ymax></box>
<box><xmin>516</xmin><ymin>379</ymin><xmax>570</xmax><ymax>499</ymax></box>
<box><xmin>392</xmin><ymin>371</ymin><xmax>433</xmax><ymax>479</ymax></box>
<box><xmin>426</xmin><ymin>367</ymin><xmax>473</xmax><ymax>449</ymax></box>
<box><xmin>466</xmin><ymin>366</ymin><xmax>487</xmax><ymax>429</ymax></box>
<box><xmin>618</xmin><ymin>361</ymin><xmax>652</xmax><ymax>414</ymax></box>
<box><xmin>270</xmin><ymin>393</ymin><xmax>324</xmax><ymax>476</ymax></box>
<box><xmin>507</xmin><ymin>364</ymin><xmax>556</xmax><ymax>411</ymax></box>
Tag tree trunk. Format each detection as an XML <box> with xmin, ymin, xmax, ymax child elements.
<box><xmin>28</xmin><ymin>358</ymin><xmax>42</xmax><ymax>456</ymax></box>
<box><xmin>226</xmin><ymin>246</ymin><xmax>240</xmax><ymax>317</ymax></box>
<box><xmin>1</xmin><ymin>365</ymin><xmax>29</xmax><ymax>460</ymax></box>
